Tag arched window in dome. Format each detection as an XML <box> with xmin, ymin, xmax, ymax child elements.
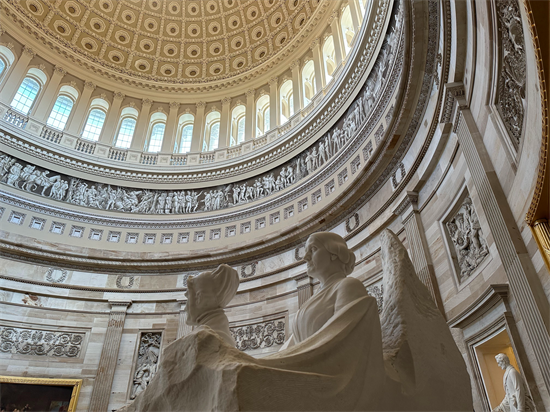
<box><xmin>114</xmin><ymin>107</ymin><xmax>139</xmax><ymax>149</ymax></box>
<box><xmin>0</xmin><ymin>46</ymin><xmax>15</xmax><ymax>84</ymax></box>
<box><xmin>280</xmin><ymin>80</ymin><xmax>294</xmax><ymax>124</ymax></box>
<box><xmin>10</xmin><ymin>77</ymin><xmax>41</xmax><ymax>115</ymax></box>
<box><xmin>322</xmin><ymin>36</ymin><xmax>336</xmax><ymax>83</ymax></box>
<box><xmin>256</xmin><ymin>94</ymin><xmax>270</xmax><ymax>137</ymax></box>
<box><xmin>302</xmin><ymin>60</ymin><xmax>316</xmax><ymax>106</ymax></box>
<box><xmin>204</xmin><ymin>110</ymin><xmax>221</xmax><ymax>151</ymax></box>
<box><xmin>81</xmin><ymin>98</ymin><xmax>109</xmax><ymax>141</ymax></box>
<box><xmin>177</xmin><ymin>113</ymin><xmax>194</xmax><ymax>153</ymax></box>
<box><xmin>46</xmin><ymin>86</ymin><xmax>78</xmax><ymax>130</ymax></box>
<box><xmin>145</xmin><ymin>111</ymin><xmax>167</xmax><ymax>152</ymax></box>
<box><xmin>340</xmin><ymin>5</ymin><xmax>355</xmax><ymax>54</ymax></box>
<box><xmin>231</xmin><ymin>105</ymin><xmax>246</xmax><ymax>145</ymax></box>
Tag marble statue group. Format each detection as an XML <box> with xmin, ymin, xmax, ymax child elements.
<box><xmin>121</xmin><ymin>230</ymin><xmax>473</xmax><ymax>411</ymax></box>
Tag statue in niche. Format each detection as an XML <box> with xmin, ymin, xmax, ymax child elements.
<box><xmin>446</xmin><ymin>196</ymin><xmax>489</xmax><ymax>282</ymax></box>
<box><xmin>492</xmin><ymin>353</ymin><xmax>535</xmax><ymax>412</ymax></box>
<box><xmin>122</xmin><ymin>231</ymin><xmax>472</xmax><ymax>412</ymax></box>
<box><xmin>130</xmin><ymin>332</ymin><xmax>162</xmax><ymax>400</ymax></box>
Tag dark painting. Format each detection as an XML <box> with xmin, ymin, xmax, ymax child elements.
<box><xmin>0</xmin><ymin>383</ymin><xmax>73</xmax><ymax>412</ymax></box>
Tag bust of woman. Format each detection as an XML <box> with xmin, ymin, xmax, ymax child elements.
<box><xmin>292</xmin><ymin>232</ymin><xmax>369</xmax><ymax>343</ymax></box>
<box><xmin>184</xmin><ymin>264</ymin><xmax>240</xmax><ymax>346</ymax></box>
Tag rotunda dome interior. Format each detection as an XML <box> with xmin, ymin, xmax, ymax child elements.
<box><xmin>0</xmin><ymin>0</ymin><xmax>549</xmax><ymax>411</ymax></box>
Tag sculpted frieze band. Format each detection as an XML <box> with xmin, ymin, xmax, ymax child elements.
<box><xmin>0</xmin><ymin>7</ymin><xmax>402</xmax><ymax>217</ymax></box>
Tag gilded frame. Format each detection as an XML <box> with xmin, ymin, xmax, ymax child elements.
<box><xmin>0</xmin><ymin>376</ymin><xmax>82</xmax><ymax>412</ymax></box>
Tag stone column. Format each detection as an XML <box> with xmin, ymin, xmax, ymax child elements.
<box><xmin>176</xmin><ymin>300</ymin><xmax>193</xmax><ymax>339</ymax></box>
<box><xmin>66</xmin><ymin>81</ymin><xmax>95</xmax><ymax>135</ymax></box>
<box><xmin>129</xmin><ymin>99</ymin><xmax>153</xmax><ymax>152</ymax></box>
<box><xmin>329</xmin><ymin>12</ymin><xmax>345</xmax><ymax>64</ymax></box>
<box><xmin>190</xmin><ymin>101</ymin><xmax>206</xmax><ymax>152</ymax></box>
<box><xmin>219</xmin><ymin>97</ymin><xmax>232</xmax><ymax>148</ymax></box>
<box><xmin>295</xmin><ymin>274</ymin><xmax>314</xmax><ymax>308</ymax></box>
<box><xmin>268</xmin><ymin>77</ymin><xmax>279</xmax><ymax>129</ymax></box>
<box><xmin>98</xmin><ymin>92</ymin><xmax>125</xmax><ymax>145</ymax></box>
<box><xmin>161</xmin><ymin>102</ymin><xmax>180</xmax><ymax>153</ymax></box>
<box><xmin>531</xmin><ymin>219</ymin><xmax>550</xmax><ymax>273</ymax></box>
<box><xmin>348</xmin><ymin>0</ymin><xmax>361</xmax><ymax>34</ymax></box>
<box><xmin>394</xmin><ymin>191</ymin><xmax>444</xmax><ymax>314</ymax></box>
<box><xmin>244</xmin><ymin>89</ymin><xmax>255</xmax><ymax>141</ymax></box>
<box><xmin>311</xmin><ymin>38</ymin><xmax>326</xmax><ymax>91</ymax></box>
<box><xmin>448</xmin><ymin>82</ymin><xmax>550</xmax><ymax>392</ymax></box>
<box><xmin>0</xmin><ymin>46</ymin><xmax>35</xmax><ymax>104</ymax></box>
<box><xmin>290</xmin><ymin>60</ymin><xmax>302</xmax><ymax>114</ymax></box>
<box><xmin>33</xmin><ymin>66</ymin><xmax>66</xmax><ymax>122</ymax></box>
<box><xmin>88</xmin><ymin>300</ymin><xmax>131</xmax><ymax>412</ymax></box>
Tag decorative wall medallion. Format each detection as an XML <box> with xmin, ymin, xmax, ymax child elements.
<box><xmin>345</xmin><ymin>213</ymin><xmax>360</xmax><ymax>233</ymax></box>
<box><xmin>130</xmin><ymin>332</ymin><xmax>162</xmax><ymax>399</ymax></box>
<box><xmin>391</xmin><ymin>162</ymin><xmax>406</xmax><ymax>189</ymax></box>
<box><xmin>240</xmin><ymin>262</ymin><xmax>258</xmax><ymax>279</ymax></box>
<box><xmin>230</xmin><ymin>318</ymin><xmax>285</xmax><ymax>351</ymax></box>
<box><xmin>445</xmin><ymin>196</ymin><xmax>489</xmax><ymax>283</ymax></box>
<box><xmin>116</xmin><ymin>275</ymin><xmax>135</xmax><ymax>289</ymax></box>
<box><xmin>45</xmin><ymin>267</ymin><xmax>68</xmax><ymax>283</ymax></box>
<box><xmin>295</xmin><ymin>245</ymin><xmax>305</xmax><ymax>261</ymax></box>
<box><xmin>0</xmin><ymin>326</ymin><xmax>84</xmax><ymax>357</ymax></box>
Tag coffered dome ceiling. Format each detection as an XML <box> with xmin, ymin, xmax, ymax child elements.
<box><xmin>6</xmin><ymin>0</ymin><xmax>324</xmax><ymax>84</ymax></box>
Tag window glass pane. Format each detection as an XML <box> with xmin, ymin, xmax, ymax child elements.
<box><xmin>0</xmin><ymin>59</ymin><xmax>5</xmax><ymax>77</ymax></box>
<box><xmin>237</xmin><ymin>117</ymin><xmax>245</xmax><ymax>144</ymax></box>
<box><xmin>180</xmin><ymin>125</ymin><xmax>193</xmax><ymax>153</ymax></box>
<box><xmin>47</xmin><ymin>95</ymin><xmax>74</xmax><ymax>130</ymax></box>
<box><xmin>289</xmin><ymin>92</ymin><xmax>294</xmax><ymax>115</ymax></box>
<box><xmin>115</xmin><ymin>118</ymin><xmax>137</xmax><ymax>149</ymax></box>
<box><xmin>148</xmin><ymin>123</ymin><xmax>165</xmax><ymax>152</ymax></box>
<box><xmin>81</xmin><ymin>109</ymin><xmax>106</xmax><ymax>141</ymax></box>
<box><xmin>209</xmin><ymin>122</ymin><xmax>220</xmax><ymax>151</ymax></box>
<box><xmin>264</xmin><ymin>107</ymin><xmax>270</xmax><ymax>132</ymax></box>
<box><xmin>10</xmin><ymin>77</ymin><xmax>40</xmax><ymax>114</ymax></box>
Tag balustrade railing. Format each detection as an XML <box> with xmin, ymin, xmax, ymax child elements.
<box><xmin>170</xmin><ymin>154</ymin><xmax>187</xmax><ymax>166</ymax></box>
<box><xmin>108</xmin><ymin>148</ymin><xmax>128</xmax><ymax>162</ymax></box>
<box><xmin>141</xmin><ymin>154</ymin><xmax>158</xmax><ymax>165</ymax></box>
<box><xmin>75</xmin><ymin>139</ymin><xmax>96</xmax><ymax>154</ymax></box>
<box><xmin>200</xmin><ymin>153</ymin><xmax>215</xmax><ymax>164</ymax></box>
<box><xmin>253</xmin><ymin>135</ymin><xmax>268</xmax><ymax>149</ymax></box>
<box><xmin>41</xmin><ymin>126</ymin><xmax>62</xmax><ymax>144</ymax></box>
<box><xmin>227</xmin><ymin>146</ymin><xmax>241</xmax><ymax>159</ymax></box>
<box><xmin>3</xmin><ymin>109</ymin><xmax>28</xmax><ymax>128</ymax></box>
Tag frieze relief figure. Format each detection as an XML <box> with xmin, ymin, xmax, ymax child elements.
<box><xmin>0</xmin><ymin>1</ymin><xmax>402</xmax><ymax>218</ymax></box>
<box><xmin>121</xmin><ymin>230</ymin><xmax>472</xmax><ymax>412</ymax></box>
<box><xmin>446</xmin><ymin>196</ymin><xmax>489</xmax><ymax>282</ymax></box>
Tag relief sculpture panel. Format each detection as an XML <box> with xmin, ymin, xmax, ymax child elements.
<box><xmin>445</xmin><ymin>196</ymin><xmax>489</xmax><ymax>283</ymax></box>
<box><xmin>0</xmin><ymin>326</ymin><xmax>84</xmax><ymax>357</ymax></box>
<box><xmin>131</xmin><ymin>332</ymin><xmax>162</xmax><ymax>400</ymax></box>
<box><xmin>230</xmin><ymin>318</ymin><xmax>285</xmax><ymax>352</ymax></box>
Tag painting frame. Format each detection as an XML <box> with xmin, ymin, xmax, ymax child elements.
<box><xmin>0</xmin><ymin>375</ymin><xmax>82</xmax><ymax>412</ymax></box>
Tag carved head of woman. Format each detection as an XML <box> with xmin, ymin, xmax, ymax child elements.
<box><xmin>184</xmin><ymin>264</ymin><xmax>240</xmax><ymax>325</ymax></box>
<box><xmin>303</xmin><ymin>232</ymin><xmax>356</xmax><ymax>284</ymax></box>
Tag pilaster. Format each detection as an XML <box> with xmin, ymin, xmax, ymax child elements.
<box><xmin>34</xmin><ymin>66</ymin><xmax>66</xmax><ymax>122</ymax></box>
<box><xmin>310</xmin><ymin>38</ymin><xmax>326</xmax><ymax>91</ymax></box>
<box><xmin>88</xmin><ymin>300</ymin><xmax>131</xmax><ymax>412</ymax></box>
<box><xmin>0</xmin><ymin>46</ymin><xmax>35</xmax><ymax>104</ymax></box>
<box><xmin>128</xmin><ymin>98</ymin><xmax>153</xmax><ymax>156</ymax></box>
<box><xmin>98</xmin><ymin>92</ymin><xmax>125</xmax><ymax>145</ymax></box>
<box><xmin>66</xmin><ymin>81</ymin><xmax>95</xmax><ymax>135</ymax></box>
<box><xmin>191</xmin><ymin>101</ymin><xmax>206</xmax><ymax>152</ymax></box>
<box><xmin>245</xmin><ymin>89</ymin><xmax>255</xmax><ymax>141</ymax></box>
<box><xmin>290</xmin><ymin>60</ymin><xmax>302</xmax><ymax>115</ymax></box>
<box><xmin>176</xmin><ymin>299</ymin><xmax>193</xmax><ymax>339</ymax></box>
<box><xmin>295</xmin><ymin>274</ymin><xmax>314</xmax><ymax>308</ymax></box>
<box><xmin>448</xmin><ymin>81</ymin><xmax>550</xmax><ymax>393</ymax></box>
<box><xmin>219</xmin><ymin>97</ymin><xmax>232</xmax><ymax>148</ymax></box>
<box><xmin>269</xmin><ymin>77</ymin><xmax>279</xmax><ymax>129</ymax></box>
<box><xmin>161</xmin><ymin>101</ymin><xmax>180</xmax><ymax>153</ymax></box>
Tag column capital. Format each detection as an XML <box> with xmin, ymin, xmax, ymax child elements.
<box><xmin>445</xmin><ymin>82</ymin><xmax>468</xmax><ymax>109</ymax></box>
<box><xmin>142</xmin><ymin>98</ymin><xmax>153</xmax><ymax>106</ymax></box>
<box><xmin>108</xmin><ymin>300</ymin><xmax>132</xmax><ymax>312</ymax></box>
<box><xmin>393</xmin><ymin>191</ymin><xmax>419</xmax><ymax>217</ymax></box>
<box><xmin>328</xmin><ymin>10</ymin><xmax>339</xmax><ymax>24</ymax></box>
<box><xmin>245</xmin><ymin>88</ymin><xmax>255</xmax><ymax>98</ymax></box>
<box><xmin>113</xmin><ymin>91</ymin><xmax>126</xmax><ymax>101</ymax></box>
<box><xmin>84</xmin><ymin>81</ymin><xmax>96</xmax><ymax>91</ymax></box>
<box><xmin>268</xmin><ymin>77</ymin><xmax>278</xmax><ymax>86</ymax></box>
<box><xmin>23</xmin><ymin>46</ymin><xmax>35</xmax><ymax>58</ymax></box>
<box><xmin>310</xmin><ymin>37</ymin><xmax>321</xmax><ymax>50</ymax></box>
<box><xmin>221</xmin><ymin>96</ymin><xmax>231</xmax><ymax>106</ymax></box>
<box><xmin>196</xmin><ymin>101</ymin><xmax>206</xmax><ymax>109</ymax></box>
<box><xmin>53</xmin><ymin>65</ymin><xmax>67</xmax><ymax>76</ymax></box>
<box><xmin>290</xmin><ymin>60</ymin><xmax>300</xmax><ymax>71</ymax></box>
<box><xmin>169</xmin><ymin>101</ymin><xmax>180</xmax><ymax>110</ymax></box>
